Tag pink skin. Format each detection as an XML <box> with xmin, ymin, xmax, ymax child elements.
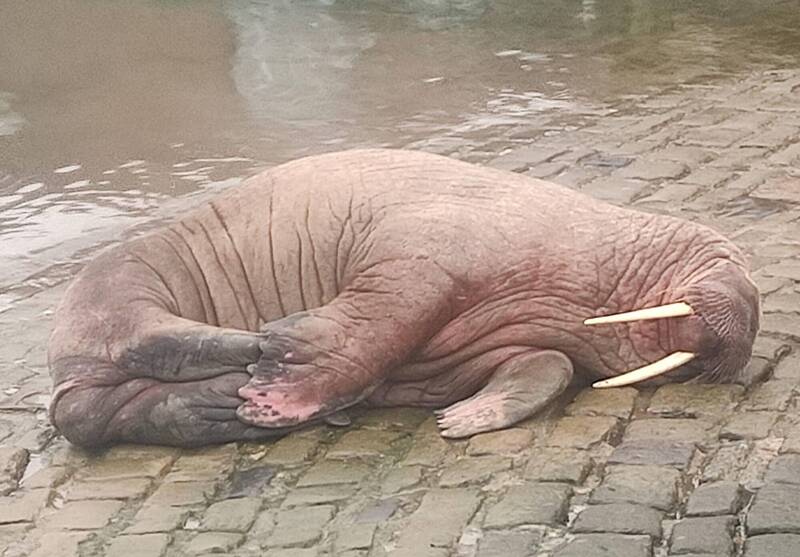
<box><xmin>47</xmin><ymin>149</ymin><xmax>760</xmax><ymax>447</ymax></box>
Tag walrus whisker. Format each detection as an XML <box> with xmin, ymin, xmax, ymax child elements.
<box><xmin>583</xmin><ymin>302</ymin><xmax>694</xmax><ymax>326</ymax></box>
<box><xmin>592</xmin><ymin>351</ymin><xmax>696</xmax><ymax>388</ymax></box>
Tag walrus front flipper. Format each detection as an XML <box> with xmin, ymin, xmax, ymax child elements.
<box><xmin>436</xmin><ymin>349</ymin><xmax>573</xmax><ymax>438</ymax></box>
<box><xmin>237</xmin><ymin>261</ymin><xmax>458</xmax><ymax>428</ymax></box>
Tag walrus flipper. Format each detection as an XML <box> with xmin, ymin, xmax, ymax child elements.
<box><xmin>436</xmin><ymin>349</ymin><xmax>573</xmax><ymax>438</ymax></box>
<box><xmin>116</xmin><ymin>317</ymin><xmax>265</xmax><ymax>381</ymax></box>
<box><xmin>50</xmin><ymin>367</ymin><xmax>290</xmax><ymax>447</ymax></box>
<box><xmin>237</xmin><ymin>261</ymin><xmax>457</xmax><ymax>428</ymax></box>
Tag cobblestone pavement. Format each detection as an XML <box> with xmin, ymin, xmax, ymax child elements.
<box><xmin>1</xmin><ymin>68</ymin><xmax>800</xmax><ymax>557</ymax></box>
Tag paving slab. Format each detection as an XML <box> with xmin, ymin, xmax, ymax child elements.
<box><xmin>483</xmin><ymin>482</ymin><xmax>571</xmax><ymax>528</ymax></box>
<box><xmin>553</xmin><ymin>534</ymin><xmax>652</xmax><ymax>557</ymax></box>
<box><xmin>747</xmin><ymin>482</ymin><xmax>800</xmax><ymax>535</ymax></box>
<box><xmin>573</xmin><ymin>503</ymin><xmax>662</xmax><ymax>537</ymax></box>
<box><xmin>591</xmin><ymin>465</ymin><xmax>681</xmax><ymax>511</ymax></box>
<box><xmin>670</xmin><ymin>516</ymin><xmax>735</xmax><ymax>555</ymax></box>
<box><xmin>686</xmin><ymin>481</ymin><xmax>746</xmax><ymax>517</ymax></box>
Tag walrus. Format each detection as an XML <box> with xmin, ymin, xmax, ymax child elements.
<box><xmin>48</xmin><ymin>149</ymin><xmax>760</xmax><ymax>447</ymax></box>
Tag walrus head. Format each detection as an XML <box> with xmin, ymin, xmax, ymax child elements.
<box><xmin>585</xmin><ymin>261</ymin><xmax>760</xmax><ymax>388</ymax></box>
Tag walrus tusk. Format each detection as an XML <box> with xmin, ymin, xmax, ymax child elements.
<box><xmin>584</xmin><ymin>302</ymin><xmax>694</xmax><ymax>326</ymax></box>
<box><xmin>592</xmin><ymin>351</ymin><xmax>696</xmax><ymax>388</ymax></box>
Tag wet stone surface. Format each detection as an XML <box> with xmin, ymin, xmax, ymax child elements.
<box><xmin>685</xmin><ymin>481</ymin><xmax>746</xmax><ymax>517</ymax></box>
<box><xmin>1</xmin><ymin>67</ymin><xmax>800</xmax><ymax>556</ymax></box>
<box><xmin>572</xmin><ymin>503</ymin><xmax>662</xmax><ymax>537</ymax></box>
<box><xmin>669</xmin><ymin>515</ymin><xmax>736</xmax><ymax>555</ymax></box>
<box><xmin>590</xmin><ymin>465</ymin><xmax>681</xmax><ymax>511</ymax></box>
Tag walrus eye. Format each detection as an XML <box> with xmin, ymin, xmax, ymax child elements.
<box><xmin>592</xmin><ymin>351</ymin><xmax>697</xmax><ymax>388</ymax></box>
<box><xmin>583</xmin><ymin>301</ymin><xmax>694</xmax><ymax>325</ymax></box>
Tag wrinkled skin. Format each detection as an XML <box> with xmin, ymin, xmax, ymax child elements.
<box><xmin>48</xmin><ymin>149</ymin><xmax>760</xmax><ymax>447</ymax></box>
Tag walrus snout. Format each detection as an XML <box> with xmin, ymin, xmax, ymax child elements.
<box><xmin>676</xmin><ymin>271</ymin><xmax>760</xmax><ymax>383</ymax></box>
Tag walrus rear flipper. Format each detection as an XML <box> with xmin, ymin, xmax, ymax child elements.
<box><xmin>50</xmin><ymin>363</ymin><xmax>289</xmax><ymax>447</ymax></box>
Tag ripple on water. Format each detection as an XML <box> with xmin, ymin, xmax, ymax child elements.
<box><xmin>53</xmin><ymin>164</ymin><xmax>82</xmax><ymax>174</ymax></box>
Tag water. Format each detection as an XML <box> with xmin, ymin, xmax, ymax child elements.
<box><xmin>1</xmin><ymin>0</ymin><xmax>799</xmax><ymax>295</ymax></box>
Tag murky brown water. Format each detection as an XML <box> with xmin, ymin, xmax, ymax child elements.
<box><xmin>1</xmin><ymin>0</ymin><xmax>799</xmax><ymax>299</ymax></box>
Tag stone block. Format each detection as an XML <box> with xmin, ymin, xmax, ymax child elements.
<box><xmin>686</xmin><ymin>481</ymin><xmax>745</xmax><ymax>516</ymax></box>
<box><xmin>573</xmin><ymin>503</ymin><xmax>662</xmax><ymax>537</ymax></box>
<box><xmin>0</xmin><ymin>447</ymin><xmax>29</xmax><ymax>495</ymax></box>
<box><xmin>488</xmin><ymin>146</ymin><xmax>568</xmax><ymax>172</ymax></box>
<box><xmin>742</xmin><ymin>381</ymin><xmax>794</xmax><ymax>412</ymax></box>
<box><xmin>745</xmin><ymin>533</ymin><xmax>800</xmax><ymax>557</ymax></box>
<box><xmin>656</xmin><ymin>145</ymin><xmax>715</xmax><ymax>165</ymax></box>
<box><xmin>636</xmin><ymin>184</ymin><xmax>700</xmax><ymax>205</ymax></box>
<box><xmin>720</xmin><ymin>412</ymin><xmax>778</xmax><ymax>440</ymax></box>
<box><xmin>0</xmin><ymin>489</ymin><xmax>51</xmax><ymax>524</ymax></box>
<box><xmin>702</xmin><ymin>442</ymin><xmax>750</xmax><ymax>482</ymax></box>
<box><xmin>761</xmin><ymin>260</ymin><xmax>800</xmax><ymax>280</ymax></box>
<box><xmin>524</xmin><ymin>448</ymin><xmax>592</xmax><ymax>484</ymax></box>
<box><xmin>761</xmin><ymin>313</ymin><xmax>800</xmax><ymax>339</ymax></box>
<box><xmin>625</xmin><ymin>419</ymin><xmax>713</xmax><ymax>444</ymax></box>
<box><xmin>223</xmin><ymin>465</ymin><xmax>276</xmax><ymax>499</ymax></box>
<box><xmin>76</xmin><ymin>455</ymin><xmax>173</xmax><ymax>481</ymax></box>
<box><xmin>265</xmin><ymin>505</ymin><xmax>334</xmax><ymax>547</ymax></box>
<box><xmin>62</xmin><ymin>477</ymin><xmax>152</xmax><ymax>501</ymax></box>
<box><xmin>670</xmin><ymin>515</ymin><xmax>735</xmax><ymax>555</ymax></box>
<box><xmin>401</xmin><ymin>419</ymin><xmax>452</xmax><ymax>467</ymax></box>
<box><xmin>763</xmin><ymin>290</ymin><xmax>800</xmax><ymax>315</ymax></box>
<box><xmin>201</xmin><ymin>497</ymin><xmax>261</xmax><ymax>532</ymax></box>
<box><xmin>617</xmin><ymin>159</ymin><xmax>687</xmax><ymax>181</ymax></box>
<box><xmin>565</xmin><ymin>388</ymin><xmax>637</xmax><ymax>419</ymax></box>
<box><xmin>261</xmin><ymin>436</ymin><xmax>319</xmax><ymax>466</ymax></box>
<box><xmin>106</xmin><ymin>534</ymin><xmax>170</xmax><ymax>557</ymax></box>
<box><xmin>28</xmin><ymin>531</ymin><xmax>91</xmax><ymax>557</ymax></box>
<box><xmin>546</xmin><ymin>416</ymin><xmax>620</xmax><ymax>449</ymax></box>
<box><xmin>355</xmin><ymin>498</ymin><xmax>400</xmax><ymax>523</ymax></box>
<box><xmin>681</xmin><ymin>168</ymin><xmax>731</xmax><ymax>187</ymax></box>
<box><xmin>439</xmin><ymin>456</ymin><xmax>512</xmax><ymax>487</ymax></box>
<box><xmin>282</xmin><ymin>485</ymin><xmax>356</xmax><ymax>508</ymax></box>
<box><xmin>608</xmin><ymin>441</ymin><xmax>695</xmax><ymax>469</ymax></box>
<box><xmin>382</xmin><ymin>466</ymin><xmax>423</xmax><ymax>494</ymax></box>
<box><xmin>648</xmin><ymin>384</ymin><xmax>742</xmax><ymax>420</ymax></box>
<box><xmin>483</xmin><ymin>482</ymin><xmax>571</xmax><ymax>528</ymax></box>
<box><xmin>764</xmin><ymin>454</ymin><xmax>800</xmax><ymax>485</ymax></box>
<box><xmin>553</xmin><ymin>533</ymin><xmax>652</xmax><ymax>557</ymax></box>
<box><xmin>591</xmin><ymin>465</ymin><xmax>680</xmax><ymax>511</ymax></box>
<box><xmin>326</xmin><ymin>429</ymin><xmax>405</xmax><ymax>459</ymax></box>
<box><xmin>166</xmin><ymin>449</ymin><xmax>236</xmax><ymax>482</ymax></box>
<box><xmin>525</xmin><ymin>162</ymin><xmax>568</xmax><ymax>178</ymax></box>
<box><xmin>146</xmin><ymin>481</ymin><xmax>216</xmax><ymax>507</ymax></box>
<box><xmin>391</xmin><ymin>488</ymin><xmax>480</xmax><ymax>557</ymax></box>
<box><xmin>267</xmin><ymin>549</ymin><xmax>319</xmax><ymax>557</ymax></box>
<box><xmin>296</xmin><ymin>461</ymin><xmax>371</xmax><ymax>487</ymax></box>
<box><xmin>680</xmin><ymin>127</ymin><xmax>751</xmax><ymax>148</ymax></box>
<box><xmin>748</xmin><ymin>482</ymin><xmax>800</xmax><ymax>534</ymax></box>
<box><xmin>476</xmin><ymin>529</ymin><xmax>542</xmax><ymax>557</ymax></box>
<box><xmin>124</xmin><ymin>505</ymin><xmax>189</xmax><ymax>534</ymax></box>
<box><xmin>352</xmin><ymin>407</ymin><xmax>430</xmax><ymax>430</ymax></box>
<box><xmin>773</xmin><ymin>352</ymin><xmax>800</xmax><ymax>381</ymax></box>
<box><xmin>335</xmin><ymin>522</ymin><xmax>376</xmax><ymax>552</ymax></box>
<box><xmin>185</xmin><ymin>532</ymin><xmax>243</xmax><ymax>554</ymax></box>
<box><xmin>581</xmin><ymin>178</ymin><xmax>647</xmax><ymax>205</ymax></box>
<box><xmin>20</xmin><ymin>467</ymin><xmax>69</xmax><ymax>490</ymax></box>
<box><xmin>42</xmin><ymin>499</ymin><xmax>124</xmax><ymax>530</ymax></box>
<box><xmin>466</xmin><ymin>428</ymin><xmax>534</xmax><ymax>455</ymax></box>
